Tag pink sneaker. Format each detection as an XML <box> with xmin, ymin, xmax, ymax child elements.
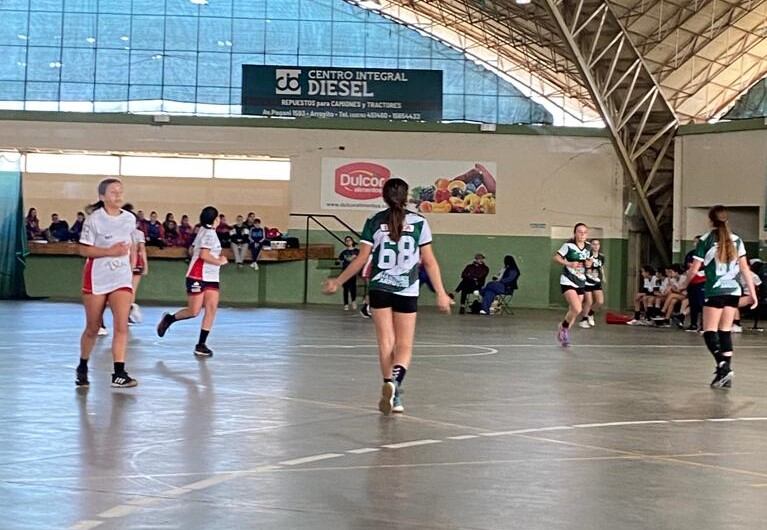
<box><xmin>557</xmin><ymin>325</ymin><xmax>571</xmax><ymax>347</ymax></box>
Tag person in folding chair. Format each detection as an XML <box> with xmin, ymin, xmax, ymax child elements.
<box><xmin>479</xmin><ymin>255</ymin><xmax>520</xmax><ymax>315</ymax></box>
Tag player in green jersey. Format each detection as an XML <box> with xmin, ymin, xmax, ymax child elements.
<box><xmin>684</xmin><ymin>206</ymin><xmax>757</xmax><ymax>388</ymax></box>
<box><xmin>553</xmin><ymin>223</ymin><xmax>592</xmax><ymax>346</ymax></box>
<box><xmin>323</xmin><ymin>178</ymin><xmax>452</xmax><ymax>415</ymax></box>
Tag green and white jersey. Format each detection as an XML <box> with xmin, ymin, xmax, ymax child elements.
<box><xmin>360</xmin><ymin>209</ymin><xmax>433</xmax><ymax>297</ymax></box>
<box><xmin>693</xmin><ymin>230</ymin><xmax>747</xmax><ymax>297</ymax></box>
<box><xmin>557</xmin><ymin>241</ymin><xmax>592</xmax><ymax>288</ymax></box>
<box><xmin>586</xmin><ymin>252</ymin><xmax>605</xmax><ymax>285</ymax></box>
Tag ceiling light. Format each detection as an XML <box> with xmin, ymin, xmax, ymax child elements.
<box><xmin>120</xmin><ymin>35</ymin><xmax>130</xmax><ymax>41</ymax></box>
<box><xmin>86</xmin><ymin>37</ymin><xmax>96</xmax><ymax>44</ymax></box>
<box><xmin>515</xmin><ymin>0</ymin><xmax>532</xmax><ymax>4</ymax></box>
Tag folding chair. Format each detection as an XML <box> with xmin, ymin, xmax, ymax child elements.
<box><xmin>493</xmin><ymin>292</ymin><xmax>515</xmax><ymax>315</ymax></box>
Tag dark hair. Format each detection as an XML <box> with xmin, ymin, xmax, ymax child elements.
<box><xmin>150</xmin><ymin>211</ymin><xmax>158</xmax><ymax>216</ymax></box>
<box><xmin>254</xmin><ymin>218</ymin><xmax>261</xmax><ymax>224</ymax></box>
<box><xmin>26</xmin><ymin>208</ymin><xmax>37</xmax><ymax>219</ymax></box>
<box><xmin>165</xmin><ymin>212</ymin><xmax>173</xmax><ymax>222</ymax></box>
<box><xmin>709</xmin><ymin>205</ymin><xmax>736</xmax><ymax>264</ymax></box>
<box><xmin>52</xmin><ymin>213</ymin><xmax>58</xmax><ymax>217</ymax></box>
<box><xmin>86</xmin><ymin>177</ymin><xmax>121</xmax><ymax>213</ymax></box>
<box><xmin>344</xmin><ymin>236</ymin><xmax>356</xmax><ymax>246</ymax></box>
<box><xmin>247</xmin><ymin>212</ymin><xmax>255</xmax><ymax>217</ymax></box>
<box><xmin>671</xmin><ymin>263</ymin><xmax>683</xmax><ymax>274</ymax></box>
<box><xmin>568</xmin><ymin>223</ymin><xmax>588</xmax><ymax>243</ymax></box>
<box><xmin>382</xmin><ymin>178</ymin><xmax>409</xmax><ymax>242</ymax></box>
<box><xmin>641</xmin><ymin>265</ymin><xmax>655</xmax><ymax>275</ymax></box>
<box><xmin>123</xmin><ymin>203</ymin><xmax>134</xmax><ymax>212</ymax></box>
<box><xmin>77</xmin><ymin>211</ymin><xmax>85</xmax><ymax>218</ymax></box>
<box><xmin>200</xmin><ymin>206</ymin><xmax>218</xmax><ymax>227</ymax></box>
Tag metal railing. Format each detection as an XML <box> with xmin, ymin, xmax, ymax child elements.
<box><xmin>289</xmin><ymin>213</ymin><xmax>361</xmax><ymax>304</ymax></box>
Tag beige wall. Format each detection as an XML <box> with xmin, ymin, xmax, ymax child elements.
<box><xmin>24</xmin><ymin>173</ymin><xmax>290</xmax><ymax>230</ymax></box>
<box><xmin>676</xmin><ymin>129</ymin><xmax>767</xmax><ymax>242</ymax></box>
<box><xmin>0</xmin><ymin>119</ymin><xmax>624</xmax><ymax>238</ymax></box>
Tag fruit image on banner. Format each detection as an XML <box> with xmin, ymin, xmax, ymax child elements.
<box><xmin>321</xmin><ymin>158</ymin><xmax>497</xmax><ymax>214</ymax></box>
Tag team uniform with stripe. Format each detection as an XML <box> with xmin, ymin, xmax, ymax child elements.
<box><xmin>557</xmin><ymin>241</ymin><xmax>592</xmax><ymax>293</ymax></box>
<box><xmin>80</xmin><ymin>208</ymin><xmax>135</xmax><ymax>295</ymax></box>
<box><xmin>585</xmin><ymin>252</ymin><xmax>605</xmax><ymax>292</ymax></box>
<box><xmin>693</xmin><ymin>230</ymin><xmax>747</xmax><ymax>306</ymax></box>
<box><xmin>360</xmin><ymin>210</ymin><xmax>432</xmax><ymax>312</ymax></box>
<box><xmin>186</xmin><ymin>227</ymin><xmax>222</xmax><ymax>294</ymax></box>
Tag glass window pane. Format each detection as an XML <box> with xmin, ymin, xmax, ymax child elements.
<box><xmin>301</xmin><ymin>0</ymin><xmax>331</xmax><ymax>21</ymax></box>
<box><xmin>131</xmin><ymin>15</ymin><xmax>165</xmax><ymax>49</ymax></box>
<box><xmin>0</xmin><ymin>11</ymin><xmax>29</xmax><ymax>47</ymax></box>
<box><xmin>163</xmin><ymin>52</ymin><xmax>197</xmax><ymax>85</ymax></box>
<box><xmin>166</xmin><ymin>0</ymin><xmax>197</xmax><ymax>16</ymax></box>
<box><xmin>197</xmin><ymin>85</ymin><xmax>229</xmax><ymax>105</ymax></box>
<box><xmin>298</xmin><ymin>55</ymin><xmax>331</xmax><ymax>67</ymax></box>
<box><xmin>129</xmin><ymin>84</ymin><xmax>161</xmax><ymax>100</ymax></box>
<box><xmin>199</xmin><ymin>17</ymin><xmax>231</xmax><ymax>52</ymax></box>
<box><xmin>67</xmin><ymin>0</ymin><xmax>98</xmax><ymax>13</ymax></box>
<box><xmin>130</xmin><ymin>50</ymin><xmax>163</xmax><ymax>84</ymax></box>
<box><xmin>163</xmin><ymin>84</ymin><xmax>195</xmax><ymax>103</ymax></box>
<box><xmin>61</xmin><ymin>48</ymin><xmax>95</xmax><ymax>82</ymax></box>
<box><xmin>25</xmin><ymin>81</ymin><xmax>59</xmax><ymax>101</ymax></box>
<box><xmin>332</xmin><ymin>22</ymin><xmax>364</xmax><ymax>57</ymax></box>
<box><xmin>96</xmin><ymin>48</ymin><xmax>129</xmax><ymax>83</ymax></box>
<box><xmin>95</xmin><ymin>82</ymin><xmax>127</xmax><ymax>101</ymax></box>
<box><xmin>27</xmin><ymin>47</ymin><xmax>62</xmax><ymax>81</ymax></box>
<box><xmin>232</xmin><ymin>18</ymin><xmax>265</xmax><ymax>53</ymax></box>
<box><xmin>98</xmin><ymin>14</ymin><xmax>131</xmax><ymax>49</ymax></box>
<box><xmin>0</xmin><ymin>46</ymin><xmax>27</xmax><ymax>81</ymax></box>
<box><xmin>299</xmin><ymin>21</ymin><xmax>331</xmax><ymax>55</ymax></box>
<box><xmin>29</xmin><ymin>12</ymin><xmax>63</xmax><ymax>46</ymax></box>
<box><xmin>60</xmin><ymin>82</ymin><xmax>93</xmax><ymax>101</ymax></box>
<box><xmin>63</xmin><ymin>12</ymin><xmax>97</xmax><ymax>47</ymax></box>
<box><xmin>232</xmin><ymin>0</ymin><xmax>265</xmax><ymax>18</ymax></box>
<box><xmin>399</xmin><ymin>28</ymin><xmax>431</xmax><ymax>59</ymax></box>
<box><xmin>266</xmin><ymin>0</ymin><xmax>298</xmax><ymax>19</ymax></box>
<box><xmin>0</xmin><ymin>81</ymin><xmax>25</xmax><ymax>101</ymax></box>
<box><xmin>31</xmin><ymin>0</ymin><xmax>63</xmax><ymax>12</ymax></box>
<box><xmin>433</xmin><ymin>59</ymin><xmax>463</xmax><ymax>93</ymax></box>
<box><xmin>0</xmin><ymin>1</ymin><xmax>31</xmax><ymax>10</ymax></box>
<box><xmin>26</xmin><ymin>153</ymin><xmax>119</xmax><ymax>174</ymax></box>
<box><xmin>202</xmin><ymin>0</ymin><xmax>232</xmax><ymax>18</ymax></box>
<box><xmin>99</xmin><ymin>0</ymin><xmax>131</xmax><ymax>14</ymax></box>
<box><xmin>365</xmin><ymin>24</ymin><xmax>397</xmax><ymax>58</ymax></box>
<box><xmin>131</xmin><ymin>0</ymin><xmax>164</xmax><ymax>16</ymax></box>
<box><xmin>265</xmin><ymin>20</ymin><xmax>297</xmax><ymax>54</ymax></box>
<box><xmin>198</xmin><ymin>52</ymin><xmax>230</xmax><ymax>87</ymax></box>
<box><xmin>443</xmin><ymin>94</ymin><xmax>464</xmax><ymax>121</ymax></box>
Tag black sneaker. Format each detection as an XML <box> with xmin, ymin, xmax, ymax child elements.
<box><xmin>359</xmin><ymin>303</ymin><xmax>371</xmax><ymax>319</ymax></box>
<box><xmin>194</xmin><ymin>344</ymin><xmax>213</xmax><ymax>357</ymax></box>
<box><xmin>710</xmin><ymin>362</ymin><xmax>733</xmax><ymax>389</ymax></box>
<box><xmin>75</xmin><ymin>368</ymin><xmax>89</xmax><ymax>387</ymax></box>
<box><xmin>156</xmin><ymin>312</ymin><xmax>174</xmax><ymax>338</ymax></box>
<box><xmin>685</xmin><ymin>324</ymin><xmax>699</xmax><ymax>332</ymax></box>
<box><xmin>111</xmin><ymin>372</ymin><xmax>138</xmax><ymax>388</ymax></box>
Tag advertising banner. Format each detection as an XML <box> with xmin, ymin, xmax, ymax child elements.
<box><xmin>321</xmin><ymin>158</ymin><xmax>497</xmax><ymax>214</ymax></box>
<box><xmin>242</xmin><ymin>65</ymin><xmax>442</xmax><ymax>121</ymax></box>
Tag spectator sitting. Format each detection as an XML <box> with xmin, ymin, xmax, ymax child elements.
<box><xmin>136</xmin><ymin>210</ymin><xmax>149</xmax><ymax>234</ymax></box>
<box><xmin>249</xmin><ymin>218</ymin><xmax>266</xmax><ymax>270</ymax></box>
<box><xmin>69</xmin><ymin>211</ymin><xmax>85</xmax><ymax>242</ymax></box>
<box><xmin>245</xmin><ymin>211</ymin><xmax>256</xmax><ymax>229</ymax></box>
<box><xmin>26</xmin><ymin>208</ymin><xmax>44</xmax><ymax>241</ymax></box>
<box><xmin>456</xmin><ymin>253</ymin><xmax>490</xmax><ymax>314</ymax></box>
<box><xmin>338</xmin><ymin>236</ymin><xmax>360</xmax><ymax>310</ymax></box>
<box><xmin>164</xmin><ymin>219</ymin><xmax>182</xmax><ymax>246</ymax></box>
<box><xmin>479</xmin><ymin>255</ymin><xmax>520</xmax><ymax>315</ymax></box>
<box><xmin>145</xmin><ymin>211</ymin><xmax>165</xmax><ymax>247</ymax></box>
<box><xmin>216</xmin><ymin>214</ymin><xmax>232</xmax><ymax>247</ymax></box>
<box><xmin>48</xmin><ymin>213</ymin><xmax>70</xmax><ymax>242</ymax></box>
<box><xmin>230</xmin><ymin>215</ymin><xmax>250</xmax><ymax>269</ymax></box>
<box><xmin>163</xmin><ymin>212</ymin><xmax>176</xmax><ymax>234</ymax></box>
<box><xmin>178</xmin><ymin>214</ymin><xmax>194</xmax><ymax>247</ymax></box>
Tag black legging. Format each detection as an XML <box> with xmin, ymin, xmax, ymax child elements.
<box><xmin>456</xmin><ymin>278</ymin><xmax>482</xmax><ymax>306</ymax></box>
<box><xmin>343</xmin><ymin>278</ymin><xmax>357</xmax><ymax>305</ymax></box>
<box><xmin>688</xmin><ymin>282</ymin><xmax>705</xmax><ymax>328</ymax></box>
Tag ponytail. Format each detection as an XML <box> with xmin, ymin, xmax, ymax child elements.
<box><xmin>86</xmin><ymin>178</ymin><xmax>122</xmax><ymax>214</ymax></box>
<box><xmin>85</xmin><ymin>200</ymin><xmax>104</xmax><ymax>214</ymax></box>
<box><xmin>708</xmin><ymin>205</ymin><xmax>736</xmax><ymax>263</ymax></box>
<box><xmin>382</xmin><ymin>178</ymin><xmax>409</xmax><ymax>243</ymax></box>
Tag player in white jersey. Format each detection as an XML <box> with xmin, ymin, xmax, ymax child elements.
<box><xmin>323</xmin><ymin>178</ymin><xmax>452</xmax><ymax>415</ymax></box>
<box><xmin>553</xmin><ymin>223</ymin><xmax>592</xmax><ymax>346</ymax></box>
<box><xmin>156</xmin><ymin>206</ymin><xmax>228</xmax><ymax>357</ymax></box>
<box><xmin>76</xmin><ymin>178</ymin><xmax>138</xmax><ymax>388</ymax></box>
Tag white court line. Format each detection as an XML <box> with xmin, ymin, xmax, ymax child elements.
<box><xmin>98</xmin><ymin>504</ymin><xmax>138</xmax><ymax>518</ymax></box>
<box><xmin>279</xmin><ymin>454</ymin><xmax>344</xmax><ymax>466</ymax></box>
<box><xmin>382</xmin><ymin>439</ymin><xmax>442</xmax><ymax>449</ymax></box>
<box><xmin>347</xmin><ymin>448</ymin><xmax>380</xmax><ymax>454</ymax></box>
<box><xmin>707</xmin><ymin>418</ymin><xmax>738</xmax><ymax>422</ymax></box>
<box><xmin>185</xmin><ymin>473</ymin><xmax>242</xmax><ymax>491</ymax></box>
<box><xmin>447</xmin><ymin>435</ymin><xmax>480</xmax><ymax>440</ymax></box>
<box><xmin>68</xmin><ymin>521</ymin><xmax>103</xmax><ymax>530</ymax></box>
<box><xmin>671</xmin><ymin>419</ymin><xmax>705</xmax><ymax>423</ymax></box>
<box><xmin>573</xmin><ymin>420</ymin><xmax>669</xmax><ymax>428</ymax></box>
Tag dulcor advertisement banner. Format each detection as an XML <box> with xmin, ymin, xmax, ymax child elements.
<box><xmin>321</xmin><ymin>158</ymin><xmax>497</xmax><ymax>214</ymax></box>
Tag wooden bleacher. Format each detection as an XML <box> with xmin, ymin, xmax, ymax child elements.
<box><xmin>27</xmin><ymin>241</ymin><xmax>335</xmax><ymax>262</ymax></box>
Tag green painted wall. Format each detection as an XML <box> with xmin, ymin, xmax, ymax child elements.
<box><xmin>24</xmin><ymin>232</ymin><xmax>629</xmax><ymax>309</ymax></box>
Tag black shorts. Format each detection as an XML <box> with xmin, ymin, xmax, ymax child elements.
<box><xmin>640</xmin><ymin>288</ymin><xmax>651</xmax><ymax>295</ymax></box>
<box><xmin>186</xmin><ymin>277</ymin><xmax>220</xmax><ymax>295</ymax></box>
<box><xmin>585</xmin><ymin>283</ymin><xmax>603</xmax><ymax>293</ymax></box>
<box><xmin>369</xmin><ymin>290</ymin><xmax>418</xmax><ymax>314</ymax></box>
<box><xmin>561</xmin><ymin>285</ymin><xmax>585</xmax><ymax>296</ymax></box>
<box><xmin>704</xmin><ymin>295</ymin><xmax>740</xmax><ymax>308</ymax></box>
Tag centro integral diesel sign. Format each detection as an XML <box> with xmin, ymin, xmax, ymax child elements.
<box><xmin>242</xmin><ymin>65</ymin><xmax>442</xmax><ymax>121</ymax></box>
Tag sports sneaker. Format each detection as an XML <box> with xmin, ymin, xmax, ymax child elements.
<box><xmin>479</xmin><ymin>310</ymin><xmax>488</xmax><ymax>315</ymax></box>
<box><xmin>156</xmin><ymin>312</ymin><xmax>174</xmax><ymax>338</ymax></box>
<box><xmin>378</xmin><ymin>381</ymin><xmax>396</xmax><ymax>415</ymax></box>
<box><xmin>251</xmin><ymin>262</ymin><xmax>259</xmax><ymax>270</ymax></box>
<box><xmin>578</xmin><ymin>319</ymin><xmax>591</xmax><ymax>329</ymax></box>
<box><xmin>75</xmin><ymin>368</ymin><xmax>89</xmax><ymax>387</ymax></box>
<box><xmin>732</xmin><ymin>324</ymin><xmax>743</xmax><ymax>333</ymax></box>
<box><xmin>194</xmin><ymin>343</ymin><xmax>213</xmax><ymax>358</ymax></box>
<box><xmin>359</xmin><ymin>303</ymin><xmax>371</xmax><ymax>319</ymax></box>
<box><xmin>685</xmin><ymin>324</ymin><xmax>699</xmax><ymax>332</ymax></box>
<box><xmin>710</xmin><ymin>362</ymin><xmax>733</xmax><ymax>389</ymax></box>
<box><xmin>129</xmin><ymin>303</ymin><xmax>143</xmax><ymax>324</ymax></box>
<box><xmin>557</xmin><ymin>325</ymin><xmax>570</xmax><ymax>347</ymax></box>
<box><xmin>587</xmin><ymin>315</ymin><xmax>595</xmax><ymax>327</ymax></box>
<box><xmin>627</xmin><ymin>319</ymin><xmax>642</xmax><ymax>326</ymax></box>
<box><xmin>111</xmin><ymin>372</ymin><xmax>138</xmax><ymax>388</ymax></box>
<box><xmin>344</xmin><ymin>304</ymin><xmax>349</xmax><ymax>311</ymax></box>
<box><xmin>97</xmin><ymin>326</ymin><xmax>109</xmax><ymax>336</ymax></box>
<box><xmin>392</xmin><ymin>393</ymin><xmax>404</xmax><ymax>414</ymax></box>
<box><xmin>351</xmin><ymin>301</ymin><xmax>358</xmax><ymax>311</ymax></box>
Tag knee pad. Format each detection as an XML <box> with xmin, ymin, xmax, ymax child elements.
<box><xmin>718</xmin><ymin>331</ymin><xmax>733</xmax><ymax>353</ymax></box>
<box><xmin>703</xmin><ymin>331</ymin><xmax>720</xmax><ymax>355</ymax></box>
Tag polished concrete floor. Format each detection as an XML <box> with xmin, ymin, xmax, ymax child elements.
<box><xmin>2</xmin><ymin>300</ymin><xmax>767</xmax><ymax>530</ymax></box>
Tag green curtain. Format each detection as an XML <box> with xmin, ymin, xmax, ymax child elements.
<box><xmin>0</xmin><ymin>168</ymin><xmax>27</xmax><ymax>299</ymax></box>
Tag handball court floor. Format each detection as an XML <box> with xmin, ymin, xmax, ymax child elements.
<box><xmin>2</xmin><ymin>301</ymin><xmax>767</xmax><ymax>530</ymax></box>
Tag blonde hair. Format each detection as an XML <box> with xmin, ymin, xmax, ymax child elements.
<box><xmin>708</xmin><ymin>205</ymin><xmax>736</xmax><ymax>263</ymax></box>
